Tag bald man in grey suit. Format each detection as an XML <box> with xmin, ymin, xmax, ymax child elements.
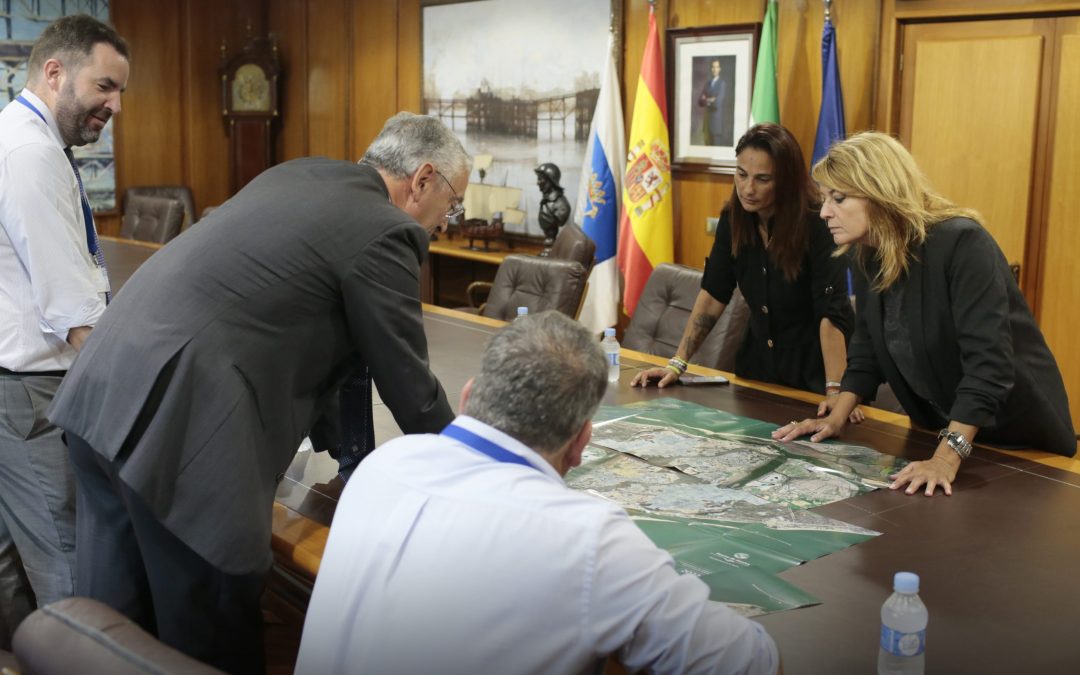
<box><xmin>48</xmin><ymin>112</ymin><xmax>468</xmax><ymax>673</ymax></box>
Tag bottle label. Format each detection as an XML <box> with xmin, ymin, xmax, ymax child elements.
<box><xmin>607</xmin><ymin>353</ymin><xmax>619</xmax><ymax>366</ymax></box>
<box><xmin>880</xmin><ymin>625</ymin><xmax>925</xmax><ymax>657</ymax></box>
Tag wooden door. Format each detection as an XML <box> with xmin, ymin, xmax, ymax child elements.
<box><xmin>1038</xmin><ymin>16</ymin><xmax>1080</xmax><ymax>430</ymax></box>
<box><xmin>899</xmin><ymin>18</ymin><xmax>1052</xmax><ymax>300</ymax></box>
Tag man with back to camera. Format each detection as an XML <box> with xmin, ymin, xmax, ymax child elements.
<box><xmin>47</xmin><ymin>111</ymin><xmax>467</xmax><ymax>673</ymax></box>
<box><xmin>0</xmin><ymin>14</ymin><xmax>129</xmax><ymax>646</ymax></box>
<box><xmin>296</xmin><ymin>311</ymin><xmax>781</xmax><ymax>675</ymax></box>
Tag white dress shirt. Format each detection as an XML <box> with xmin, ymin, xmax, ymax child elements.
<box><xmin>0</xmin><ymin>89</ymin><xmax>107</xmax><ymax>372</ymax></box>
<box><xmin>297</xmin><ymin>415</ymin><xmax>779</xmax><ymax>675</ymax></box>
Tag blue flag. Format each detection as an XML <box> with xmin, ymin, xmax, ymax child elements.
<box><xmin>812</xmin><ymin>18</ymin><xmax>846</xmax><ymax>165</ymax></box>
<box><xmin>573</xmin><ymin>35</ymin><xmax>625</xmax><ymax>333</ymax></box>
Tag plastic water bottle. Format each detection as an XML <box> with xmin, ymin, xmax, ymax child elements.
<box><xmin>878</xmin><ymin>572</ymin><xmax>927</xmax><ymax>674</ymax></box>
<box><xmin>515</xmin><ymin>306</ymin><xmax>528</xmax><ymax>321</ymax></box>
<box><xmin>602</xmin><ymin>328</ymin><xmax>620</xmax><ymax>383</ymax></box>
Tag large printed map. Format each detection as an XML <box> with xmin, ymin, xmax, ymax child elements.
<box><xmin>565</xmin><ymin>399</ymin><xmax>907</xmax><ymax>615</ymax></box>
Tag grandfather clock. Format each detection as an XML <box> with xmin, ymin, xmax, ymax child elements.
<box><xmin>220</xmin><ymin>32</ymin><xmax>280</xmax><ymax>193</ymax></box>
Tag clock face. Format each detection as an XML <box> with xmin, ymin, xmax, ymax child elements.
<box><xmin>231</xmin><ymin>63</ymin><xmax>271</xmax><ymax>112</ymax></box>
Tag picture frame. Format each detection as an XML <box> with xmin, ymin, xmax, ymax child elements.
<box><xmin>420</xmin><ymin>0</ymin><xmax>622</xmax><ymax>239</ymax></box>
<box><xmin>666</xmin><ymin>24</ymin><xmax>761</xmax><ymax>174</ymax></box>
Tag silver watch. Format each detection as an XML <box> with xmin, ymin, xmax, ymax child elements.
<box><xmin>938</xmin><ymin>429</ymin><xmax>972</xmax><ymax>459</ymax></box>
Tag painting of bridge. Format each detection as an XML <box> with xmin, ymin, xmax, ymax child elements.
<box><xmin>423</xmin><ymin>0</ymin><xmax>612</xmax><ymax>238</ymax></box>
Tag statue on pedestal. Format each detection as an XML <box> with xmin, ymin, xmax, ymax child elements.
<box><xmin>534</xmin><ymin>162</ymin><xmax>571</xmax><ymax>251</ymax></box>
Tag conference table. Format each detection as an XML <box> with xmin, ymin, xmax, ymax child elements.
<box><xmin>99</xmin><ymin>237</ymin><xmax>1080</xmax><ymax>672</ymax></box>
<box><xmin>272</xmin><ymin>307</ymin><xmax>1080</xmax><ymax>674</ymax></box>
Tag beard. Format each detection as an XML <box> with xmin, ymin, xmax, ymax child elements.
<box><xmin>54</xmin><ymin>82</ymin><xmax>111</xmax><ymax>147</ymax></box>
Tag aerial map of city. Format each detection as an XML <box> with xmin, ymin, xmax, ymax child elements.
<box><xmin>566</xmin><ymin>399</ymin><xmax>908</xmax><ymax>615</ymax></box>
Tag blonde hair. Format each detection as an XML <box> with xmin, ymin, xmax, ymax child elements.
<box><xmin>811</xmin><ymin>132</ymin><xmax>980</xmax><ymax>291</ymax></box>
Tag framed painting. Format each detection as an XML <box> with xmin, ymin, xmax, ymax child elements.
<box><xmin>421</xmin><ymin>0</ymin><xmax>622</xmax><ymax>238</ymax></box>
<box><xmin>666</xmin><ymin>24</ymin><xmax>760</xmax><ymax>174</ymax></box>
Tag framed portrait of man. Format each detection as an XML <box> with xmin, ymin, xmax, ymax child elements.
<box><xmin>667</xmin><ymin>24</ymin><xmax>760</xmax><ymax>174</ymax></box>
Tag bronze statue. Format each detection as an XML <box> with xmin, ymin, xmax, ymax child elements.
<box><xmin>534</xmin><ymin>162</ymin><xmax>571</xmax><ymax>248</ymax></box>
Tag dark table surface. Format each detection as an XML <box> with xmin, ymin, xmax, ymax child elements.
<box><xmin>274</xmin><ymin>308</ymin><xmax>1080</xmax><ymax>674</ymax></box>
<box><xmin>99</xmin><ymin>236</ymin><xmax>162</xmax><ymax>293</ymax></box>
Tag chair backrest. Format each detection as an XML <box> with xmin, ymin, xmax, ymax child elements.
<box><xmin>13</xmin><ymin>597</ymin><xmax>224</xmax><ymax>674</ymax></box>
<box><xmin>482</xmin><ymin>255</ymin><xmax>588</xmax><ymax>321</ymax></box>
<box><xmin>120</xmin><ymin>194</ymin><xmax>185</xmax><ymax>244</ymax></box>
<box><xmin>622</xmin><ymin>262</ymin><xmax>750</xmax><ymax>372</ymax></box>
<box><xmin>548</xmin><ymin>224</ymin><xmax>596</xmax><ymax>275</ymax></box>
<box><xmin>125</xmin><ymin>185</ymin><xmax>197</xmax><ymax>232</ymax></box>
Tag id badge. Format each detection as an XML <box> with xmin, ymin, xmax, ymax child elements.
<box><xmin>98</xmin><ymin>264</ymin><xmax>112</xmax><ymax>294</ymax></box>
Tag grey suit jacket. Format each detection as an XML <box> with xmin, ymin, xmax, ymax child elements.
<box><xmin>844</xmin><ymin>217</ymin><xmax>1074</xmax><ymax>455</ymax></box>
<box><xmin>49</xmin><ymin>158</ymin><xmax>454</xmax><ymax>573</ymax></box>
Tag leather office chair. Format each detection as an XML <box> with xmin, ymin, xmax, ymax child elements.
<box><xmin>622</xmin><ymin>263</ymin><xmax>750</xmax><ymax>372</ymax></box>
<box><xmin>478</xmin><ymin>255</ymin><xmax>588</xmax><ymax>321</ymax></box>
<box><xmin>547</xmin><ymin>224</ymin><xmax>596</xmax><ymax>275</ymax></box>
<box><xmin>11</xmin><ymin>597</ymin><xmax>224</xmax><ymax>674</ymax></box>
<box><xmin>120</xmin><ymin>194</ymin><xmax>185</xmax><ymax>244</ymax></box>
<box><xmin>125</xmin><ymin>186</ymin><xmax>197</xmax><ymax>233</ymax></box>
<box><xmin>466</xmin><ymin>226</ymin><xmax>596</xmax><ymax>310</ymax></box>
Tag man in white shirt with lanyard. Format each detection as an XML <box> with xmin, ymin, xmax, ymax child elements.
<box><xmin>297</xmin><ymin>311</ymin><xmax>780</xmax><ymax>675</ymax></box>
<box><xmin>0</xmin><ymin>15</ymin><xmax>129</xmax><ymax>645</ymax></box>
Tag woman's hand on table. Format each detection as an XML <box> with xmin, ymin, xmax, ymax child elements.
<box><xmin>888</xmin><ymin>454</ymin><xmax>960</xmax><ymax>497</ymax></box>
<box><xmin>771</xmin><ymin>416</ymin><xmax>845</xmax><ymax>443</ymax></box>
<box><xmin>630</xmin><ymin>367</ymin><xmax>680</xmax><ymax>389</ymax></box>
<box><xmin>817</xmin><ymin>395</ymin><xmax>865</xmax><ymax>424</ymax></box>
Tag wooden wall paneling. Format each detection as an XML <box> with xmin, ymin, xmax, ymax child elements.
<box><xmin>891</xmin><ymin>0</ymin><xmax>1080</xmax><ymax>18</ymax></box>
<box><xmin>668</xmin><ymin>0</ymin><xmax>757</xmax><ymax>27</ymax></box>
<box><xmin>350</xmin><ymin>0</ymin><xmax>400</xmax><ymax>160</ymax></box>
<box><xmin>674</xmin><ymin>173</ymin><xmax>731</xmax><ymax>269</ymax></box>
<box><xmin>1038</xmin><ymin>17</ymin><xmax>1080</xmax><ymax>431</ymax></box>
<box><xmin>899</xmin><ymin>19</ymin><xmax>1045</xmax><ymax>283</ymax></box>
<box><xmin>182</xmin><ymin>0</ymin><xmax>266</xmax><ymax>214</ymax></box>
<box><xmin>397</xmin><ymin>0</ymin><xmax>423</xmax><ymax>114</ymax></box>
<box><xmin>110</xmin><ymin>0</ymin><xmax>186</xmax><ymax>217</ymax></box>
<box><xmin>306</xmin><ymin>0</ymin><xmax>351</xmax><ymax>159</ymax></box>
<box><xmin>269</xmin><ymin>0</ymin><xmax>311</xmax><ymax>163</ymax></box>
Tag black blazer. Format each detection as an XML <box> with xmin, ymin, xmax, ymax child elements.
<box><xmin>49</xmin><ymin>159</ymin><xmax>454</xmax><ymax>573</ymax></box>
<box><xmin>844</xmin><ymin>218</ymin><xmax>1074</xmax><ymax>455</ymax></box>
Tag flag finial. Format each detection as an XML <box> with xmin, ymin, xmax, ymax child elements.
<box><xmin>824</xmin><ymin>0</ymin><xmax>833</xmax><ymax>22</ymax></box>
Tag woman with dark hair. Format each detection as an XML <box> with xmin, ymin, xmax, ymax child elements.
<box><xmin>633</xmin><ymin>124</ymin><xmax>857</xmax><ymax>419</ymax></box>
<box><xmin>774</xmin><ymin>131</ymin><xmax>1075</xmax><ymax>497</ymax></box>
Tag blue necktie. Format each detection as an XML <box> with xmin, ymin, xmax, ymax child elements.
<box><xmin>63</xmin><ymin>147</ymin><xmax>111</xmax><ymax>304</ymax></box>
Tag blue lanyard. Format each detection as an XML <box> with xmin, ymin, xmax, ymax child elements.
<box><xmin>441</xmin><ymin>423</ymin><xmax>536</xmax><ymax>470</ymax></box>
<box><xmin>15</xmin><ymin>95</ymin><xmax>45</xmax><ymax>123</ymax></box>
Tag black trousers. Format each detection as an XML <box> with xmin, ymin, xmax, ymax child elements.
<box><xmin>66</xmin><ymin>432</ymin><xmax>266</xmax><ymax>674</ymax></box>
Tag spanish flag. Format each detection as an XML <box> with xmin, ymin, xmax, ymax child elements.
<box><xmin>617</xmin><ymin>6</ymin><xmax>673</xmax><ymax>317</ymax></box>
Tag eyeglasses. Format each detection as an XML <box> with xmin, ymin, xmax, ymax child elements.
<box><xmin>435</xmin><ymin>169</ymin><xmax>466</xmax><ymax>220</ymax></box>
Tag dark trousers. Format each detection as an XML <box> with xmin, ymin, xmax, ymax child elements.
<box><xmin>66</xmin><ymin>432</ymin><xmax>266</xmax><ymax>674</ymax></box>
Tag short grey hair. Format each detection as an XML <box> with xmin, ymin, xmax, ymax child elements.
<box><xmin>361</xmin><ymin>112</ymin><xmax>470</xmax><ymax>180</ymax></box>
<box><xmin>464</xmin><ymin>311</ymin><xmax>607</xmax><ymax>455</ymax></box>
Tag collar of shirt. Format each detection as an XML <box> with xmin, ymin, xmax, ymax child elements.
<box><xmin>14</xmin><ymin>89</ymin><xmax>66</xmax><ymax>150</ymax></box>
<box><xmin>449</xmin><ymin>415</ymin><xmax>565</xmax><ymax>483</ymax></box>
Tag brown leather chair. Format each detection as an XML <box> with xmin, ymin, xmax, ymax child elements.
<box><xmin>548</xmin><ymin>224</ymin><xmax>596</xmax><ymax>275</ymax></box>
<box><xmin>622</xmin><ymin>263</ymin><xmax>750</xmax><ymax>372</ymax></box>
<box><xmin>12</xmin><ymin>597</ymin><xmax>224</xmax><ymax>674</ymax></box>
<box><xmin>466</xmin><ymin>226</ymin><xmax>596</xmax><ymax>310</ymax></box>
<box><xmin>479</xmin><ymin>255</ymin><xmax>588</xmax><ymax>321</ymax></box>
<box><xmin>120</xmin><ymin>194</ymin><xmax>185</xmax><ymax>244</ymax></box>
<box><xmin>125</xmin><ymin>186</ymin><xmax>197</xmax><ymax>232</ymax></box>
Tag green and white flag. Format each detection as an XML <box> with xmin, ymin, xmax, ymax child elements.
<box><xmin>750</xmin><ymin>0</ymin><xmax>780</xmax><ymax>125</ymax></box>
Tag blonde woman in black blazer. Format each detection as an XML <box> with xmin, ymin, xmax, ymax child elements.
<box><xmin>775</xmin><ymin>131</ymin><xmax>1074</xmax><ymax>498</ymax></box>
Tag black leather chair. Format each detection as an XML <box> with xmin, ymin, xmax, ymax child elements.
<box><xmin>124</xmin><ymin>185</ymin><xmax>197</xmax><ymax>233</ymax></box>
<box><xmin>120</xmin><ymin>194</ymin><xmax>185</xmax><ymax>244</ymax></box>
<box><xmin>622</xmin><ymin>263</ymin><xmax>750</xmax><ymax>372</ymax></box>
<box><xmin>11</xmin><ymin>597</ymin><xmax>224</xmax><ymax>674</ymax></box>
<box><xmin>478</xmin><ymin>255</ymin><xmax>588</xmax><ymax>321</ymax></box>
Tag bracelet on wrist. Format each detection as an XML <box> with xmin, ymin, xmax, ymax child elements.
<box><xmin>666</xmin><ymin>357</ymin><xmax>687</xmax><ymax>376</ymax></box>
<box><xmin>663</xmin><ymin>364</ymin><xmax>684</xmax><ymax>377</ymax></box>
<box><xmin>825</xmin><ymin>380</ymin><xmax>842</xmax><ymax>390</ymax></box>
<box><xmin>938</xmin><ymin>429</ymin><xmax>972</xmax><ymax>460</ymax></box>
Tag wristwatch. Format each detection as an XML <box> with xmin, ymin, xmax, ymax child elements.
<box><xmin>938</xmin><ymin>429</ymin><xmax>973</xmax><ymax>460</ymax></box>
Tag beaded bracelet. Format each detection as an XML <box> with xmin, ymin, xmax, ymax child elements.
<box><xmin>666</xmin><ymin>357</ymin><xmax>688</xmax><ymax>376</ymax></box>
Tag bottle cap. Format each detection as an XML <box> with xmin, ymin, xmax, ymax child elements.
<box><xmin>893</xmin><ymin>572</ymin><xmax>920</xmax><ymax>593</ymax></box>
<box><xmin>604</xmin><ymin>328</ymin><xmax>616</xmax><ymax>337</ymax></box>
<box><xmin>517</xmin><ymin>306</ymin><xmax>528</xmax><ymax>316</ymax></box>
